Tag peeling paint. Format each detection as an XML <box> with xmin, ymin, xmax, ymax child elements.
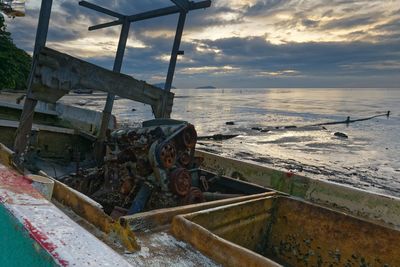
<box><xmin>0</xmin><ymin>163</ymin><xmax>132</xmax><ymax>267</ymax></box>
<box><xmin>23</xmin><ymin>218</ymin><xmax>69</xmax><ymax>267</ymax></box>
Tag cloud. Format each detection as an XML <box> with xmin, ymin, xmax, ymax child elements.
<box><xmin>256</xmin><ymin>69</ymin><xmax>301</xmax><ymax>77</ymax></box>
<box><xmin>180</xmin><ymin>65</ymin><xmax>240</xmax><ymax>75</ymax></box>
<box><xmin>322</xmin><ymin>15</ymin><xmax>378</xmax><ymax>30</ymax></box>
<box><xmin>340</xmin><ymin>60</ymin><xmax>400</xmax><ymax>71</ymax></box>
<box><xmin>209</xmin><ymin>36</ymin><xmax>399</xmax><ymax>75</ymax></box>
<box><xmin>3</xmin><ymin>0</ymin><xmax>400</xmax><ymax>88</ymax></box>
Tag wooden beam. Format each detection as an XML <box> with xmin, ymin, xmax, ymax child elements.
<box><xmin>14</xmin><ymin>0</ymin><xmax>53</xmax><ymax>157</ymax></box>
<box><xmin>88</xmin><ymin>0</ymin><xmax>211</xmax><ymax>31</ymax></box>
<box><xmin>170</xmin><ymin>0</ymin><xmax>191</xmax><ymax>12</ymax></box>
<box><xmin>79</xmin><ymin>1</ymin><xmax>124</xmax><ymax>19</ymax></box>
<box><xmin>31</xmin><ymin>47</ymin><xmax>174</xmax><ymax>118</ymax></box>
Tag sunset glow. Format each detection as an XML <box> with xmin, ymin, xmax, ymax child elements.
<box><xmin>5</xmin><ymin>0</ymin><xmax>400</xmax><ymax>87</ymax></box>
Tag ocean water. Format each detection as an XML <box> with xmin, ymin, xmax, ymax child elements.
<box><xmin>61</xmin><ymin>88</ymin><xmax>400</xmax><ymax>197</ymax></box>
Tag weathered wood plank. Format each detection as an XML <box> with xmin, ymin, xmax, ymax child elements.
<box><xmin>31</xmin><ymin>47</ymin><xmax>174</xmax><ymax>117</ymax></box>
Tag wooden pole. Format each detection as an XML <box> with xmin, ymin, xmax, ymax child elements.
<box><xmin>161</xmin><ymin>11</ymin><xmax>187</xmax><ymax>117</ymax></box>
<box><xmin>95</xmin><ymin>18</ymin><xmax>130</xmax><ymax>163</ymax></box>
<box><xmin>13</xmin><ymin>0</ymin><xmax>53</xmax><ymax>159</ymax></box>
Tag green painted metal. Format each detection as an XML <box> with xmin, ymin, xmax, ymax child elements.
<box><xmin>0</xmin><ymin>205</ymin><xmax>57</xmax><ymax>267</ymax></box>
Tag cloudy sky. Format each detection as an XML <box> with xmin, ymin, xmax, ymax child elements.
<box><xmin>4</xmin><ymin>0</ymin><xmax>400</xmax><ymax>88</ymax></box>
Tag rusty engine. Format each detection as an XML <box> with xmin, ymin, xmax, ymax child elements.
<box><xmin>63</xmin><ymin>119</ymin><xmax>206</xmax><ymax>216</ymax></box>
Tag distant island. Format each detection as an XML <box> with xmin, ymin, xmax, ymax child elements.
<box><xmin>152</xmin><ymin>83</ymin><xmax>176</xmax><ymax>89</ymax></box>
<box><xmin>195</xmin><ymin>86</ymin><xmax>217</xmax><ymax>89</ymax></box>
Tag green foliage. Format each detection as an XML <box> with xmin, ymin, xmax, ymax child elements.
<box><xmin>0</xmin><ymin>14</ymin><xmax>32</xmax><ymax>90</ymax></box>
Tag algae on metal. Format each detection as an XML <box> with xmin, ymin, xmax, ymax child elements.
<box><xmin>171</xmin><ymin>195</ymin><xmax>400</xmax><ymax>267</ymax></box>
<box><xmin>197</xmin><ymin>150</ymin><xmax>400</xmax><ymax>229</ymax></box>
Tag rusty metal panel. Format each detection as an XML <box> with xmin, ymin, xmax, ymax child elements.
<box><xmin>196</xmin><ymin>150</ymin><xmax>310</xmax><ymax>196</ymax></box>
<box><xmin>171</xmin><ymin>193</ymin><xmax>400</xmax><ymax>267</ymax></box>
<box><xmin>122</xmin><ymin>192</ymin><xmax>276</xmax><ymax>231</ymax></box>
<box><xmin>31</xmin><ymin>47</ymin><xmax>174</xmax><ymax>117</ymax></box>
<box><xmin>0</xmin><ymin>143</ymin><xmax>14</xmax><ymax>167</ymax></box>
<box><xmin>196</xmin><ymin>150</ymin><xmax>400</xmax><ymax>230</ymax></box>
<box><xmin>188</xmin><ymin>197</ymin><xmax>273</xmax><ymax>252</ymax></box>
<box><xmin>52</xmin><ymin>179</ymin><xmax>140</xmax><ymax>252</ymax></box>
<box><xmin>171</xmin><ymin>196</ymin><xmax>282</xmax><ymax>267</ymax></box>
<box><xmin>267</xmin><ymin>197</ymin><xmax>400</xmax><ymax>266</ymax></box>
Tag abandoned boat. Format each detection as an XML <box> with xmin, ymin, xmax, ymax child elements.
<box><xmin>1</xmin><ymin>0</ymin><xmax>400</xmax><ymax>266</ymax></box>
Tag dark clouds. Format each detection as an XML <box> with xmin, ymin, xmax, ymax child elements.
<box><xmin>322</xmin><ymin>15</ymin><xmax>379</xmax><ymax>30</ymax></box>
<box><xmin>3</xmin><ymin>0</ymin><xmax>400</xmax><ymax>88</ymax></box>
<box><xmin>174</xmin><ymin>37</ymin><xmax>400</xmax><ymax>87</ymax></box>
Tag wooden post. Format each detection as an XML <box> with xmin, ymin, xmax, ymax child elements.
<box><xmin>13</xmin><ymin>0</ymin><xmax>53</xmax><ymax>158</ymax></box>
<box><xmin>161</xmin><ymin>11</ymin><xmax>186</xmax><ymax>117</ymax></box>
<box><xmin>95</xmin><ymin>18</ymin><xmax>130</xmax><ymax>163</ymax></box>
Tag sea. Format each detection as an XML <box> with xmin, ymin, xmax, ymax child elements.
<box><xmin>60</xmin><ymin>88</ymin><xmax>400</xmax><ymax>197</ymax></box>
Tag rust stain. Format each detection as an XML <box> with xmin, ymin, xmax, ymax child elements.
<box><xmin>285</xmin><ymin>171</ymin><xmax>294</xmax><ymax>178</ymax></box>
<box><xmin>170</xmin><ymin>196</ymin><xmax>282</xmax><ymax>267</ymax></box>
<box><xmin>122</xmin><ymin>192</ymin><xmax>277</xmax><ymax>231</ymax></box>
<box><xmin>52</xmin><ymin>180</ymin><xmax>140</xmax><ymax>252</ymax></box>
<box><xmin>266</xmin><ymin>197</ymin><xmax>400</xmax><ymax>266</ymax></box>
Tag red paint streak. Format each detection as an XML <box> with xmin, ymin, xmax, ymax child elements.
<box><xmin>23</xmin><ymin>219</ymin><xmax>69</xmax><ymax>267</ymax></box>
<box><xmin>1</xmin><ymin>165</ymin><xmax>67</xmax><ymax>266</ymax></box>
<box><xmin>0</xmin><ymin>168</ymin><xmax>43</xmax><ymax>200</ymax></box>
<box><xmin>286</xmin><ymin>172</ymin><xmax>294</xmax><ymax>178</ymax></box>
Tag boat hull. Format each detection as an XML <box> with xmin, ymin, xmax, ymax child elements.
<box><xmin>197</xmin><ymin>150</ymin><xmax>400</xmax><ymax>229</ymax></box>
<box><xmin>2</xmin><ymin>143</ymin><xmax>400</xmax><ymax>266</ymax></box>
<box><xmin>171</xmin><ymin>195</ymin><xmax>400</xmax><ymax>266</ymax></box>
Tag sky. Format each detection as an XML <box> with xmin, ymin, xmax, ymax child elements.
<box><xmin>4</xmin><ymin>0</ymin><xmax>400</xmax><ymax>88</ymax></box>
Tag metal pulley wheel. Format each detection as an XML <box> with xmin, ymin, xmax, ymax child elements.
<box><xmin>157</xmin><ymin>141</ymin><xmax>177</xmax><ymax>169</ymax></box>
<box><xmin>179</xmin><ymin>151</ymin><xmax>191</xmax><ymax>166</ymax></box>
<box><xmin>170</xmin><ymin>168</ymin><xmax>191</xmax><ymax>196</ymax></box>
<box><xmin>182</xmin><ymin>124</ymin><xmax>197</xmax><ymax>149</ymax></box>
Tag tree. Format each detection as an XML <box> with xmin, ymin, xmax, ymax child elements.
<box><xmin>0</xmin><ymin>14</ymin><xmax>31</xmax><ymax>90</ymax></box>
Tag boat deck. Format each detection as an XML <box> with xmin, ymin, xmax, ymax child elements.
<box><xmin>125</xmin><ymin>229</ymin><xmax>219</xmax><ymax>266</ymax></box>
<box><xmin>55</xmin><ymin>200</ymin><xmax>219</xmax><ymax>266</ymax></box>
